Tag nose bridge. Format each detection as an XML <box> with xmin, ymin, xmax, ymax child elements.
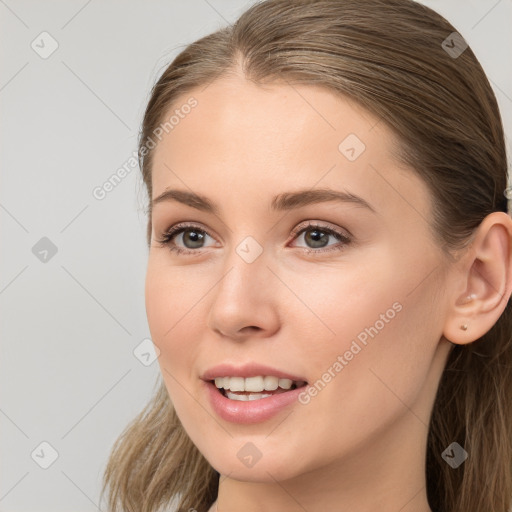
<box><xmin>216</xmin><ymin>234</ymin><xmax>270</xmax><ymax>304</ymax></box>
<box><xmin>207</xmin><ymin>234</ymin><xmax>279</xmax><ymax>336</ymax></box>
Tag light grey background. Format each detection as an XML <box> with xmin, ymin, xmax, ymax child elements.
<box><xmin>1</xmin><ymin>1</ymin><xmax>510</xmax><ymax>510</ymax></box>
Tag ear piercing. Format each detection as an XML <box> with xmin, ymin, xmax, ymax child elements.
<box><xmin>460</xmin><ymin>324</ymin><xmax>468</xmax><ymax>331</ymax></box>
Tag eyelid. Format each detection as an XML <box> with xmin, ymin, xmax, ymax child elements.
<box><xmin>156</xmin><ymin>221</ymin><xmax>218</xmax><ymax>247</ymax></box>
<box><xmin>290</xmin><ymin>219</ymin><xmax>353</xmax><ymax>239</ymax></box>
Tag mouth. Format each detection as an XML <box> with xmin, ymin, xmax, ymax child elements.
<box><xmin>203</xmin><ymin>376</ymin><xmax>310</xmax><ymax>423</ymax></box>
<box><xmin>210</xmin><ymin>377</ymin><xmax>309</xmax><ymax>402</ymax></box>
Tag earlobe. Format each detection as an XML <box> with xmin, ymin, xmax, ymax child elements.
<box><xmin>442</xmin><ymin>212</ymin><xmax>512</xmax><ymax>346</ymax></box>
<box><xmin>443</xmin><ymin>292</ymin><xmax>479</xmax><ymax>345</ymax></box>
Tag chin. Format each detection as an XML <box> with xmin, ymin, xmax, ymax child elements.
<box><xmin>208</xmin><ymin>450</ymin><xmax>304</xmax><ymax>483</ymax></box>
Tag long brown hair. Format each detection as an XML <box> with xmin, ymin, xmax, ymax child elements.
<box><xmin>100</xmin><ymin>1</ymin><xmax>512</xmax><ymax>511</ymax></box>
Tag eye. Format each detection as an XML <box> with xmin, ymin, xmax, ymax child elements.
<box><xmin>289</xmin><ymin>222</ymin><xmax>352</xmax><ymax>254</ymax></box>
<box><xmin>154</xmin><ymin>223</ymin><xmax>217</xmax><ymax>255</ymax></box>
<box><xmin>155</xmin><ymin>221</ymin><xmax>352</xmax><ymax>255</ymax></box>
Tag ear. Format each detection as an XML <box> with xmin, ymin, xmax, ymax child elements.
<box><xmin>443</xmin><ymin>212</ymin><xmax>512</xmax><ymax>345</ymax></box>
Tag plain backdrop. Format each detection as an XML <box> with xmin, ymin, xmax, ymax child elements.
<box><xmin>1</xmin><ymin>1</ymin><xmax>511</xmax><ymax>510</ymax></box>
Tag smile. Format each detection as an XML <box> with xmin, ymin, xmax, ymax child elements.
<box><xmin>204</xmin><ymin>378</ymin><xmax>309</xmax><ymax>423</ymax></box>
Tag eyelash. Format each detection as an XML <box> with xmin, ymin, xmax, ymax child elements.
<box><xmin>155</xmin><ymin>222</ymin><xmax>352</xmax><ymax>256</ymax></box>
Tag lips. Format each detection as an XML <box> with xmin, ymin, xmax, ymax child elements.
<box><xmin>203</xmin><ymin>379</ymin><xmax>308</xmax><ymax>423</ymax></box>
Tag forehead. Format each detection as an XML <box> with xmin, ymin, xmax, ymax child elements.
<box><xmin>150</xmin><ymin>75</ymin><xmax>431</xmax><ymax>222</ymax></box>
<box><xmin>153</xmin><ymin>75</ymin><xmax>382</xmax><ymax>163</ymax></box>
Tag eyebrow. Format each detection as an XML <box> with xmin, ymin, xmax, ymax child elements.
<box><xmin>152</xmin><ymin>187</ymin><xmax>376</xmax><ymax>215</ymax></box>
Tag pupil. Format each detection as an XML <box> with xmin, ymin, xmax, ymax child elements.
<box><xmin>184</xmin><ymin>230</ymin><xmax>204</xmax><ymax>248</ymax></box>
<box><xmin>306</xmin><ymin>228</ymin><xmax>328</xmax><ymax>248</ymax></box>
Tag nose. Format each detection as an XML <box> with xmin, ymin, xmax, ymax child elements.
<box><xmin>206</xmin><ymin>243</ymin><xmax>281</xmax><ymax>340</ymax></box>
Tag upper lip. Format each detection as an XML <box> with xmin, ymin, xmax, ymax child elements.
<box><xmin>201</xmin><ymin>362</ymin><xmax>308</xmax><ymax>383</ymax></box>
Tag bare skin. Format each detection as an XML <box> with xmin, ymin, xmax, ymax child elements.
<box><xmin>145</xmin><ymin>69</ymin><xmax>512</xmax><ymax>512</ymax></box>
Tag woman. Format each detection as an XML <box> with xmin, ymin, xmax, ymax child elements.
<box><xmin>101</xmin><ymin>1</ymin><xmax>512</xmax><ymax>511</ymax></box>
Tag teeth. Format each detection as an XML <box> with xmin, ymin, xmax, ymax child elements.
<box><xmin>214</xmin><ymin>376</ymin><xmax>306</xmax><ymax>392</ymax></box>
<box><xmin>225</xmin><ymin>391</ymin><xmax>274</xmax><ymax>401</ymax></box>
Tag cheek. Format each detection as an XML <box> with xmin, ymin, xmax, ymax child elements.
<box><xmin>145</xmin><ymin>263</ymin><xmax>205</xmax><ymax>387</ymax></box>
<box><xmin>285</xmin><ymin>260</ymin><xmax>405</xmax><ymax>370</ymax></box>
<box><xmin>296</xmin><ymin>265</ymin><xmax>439</xmax><ymax>449</ymax></box>
<box><xmin>293</xmin><ymin>252</ymin><xmax>435</xmax><ymax>387</ymax></box>
<box><xmin>145</xmin><ymin>261</ymin><xmax>201</xmax><ymax>338</ymax></box>
<box><xmin>145</xmin><ymin>267</ymin><xmax>215</xmax><ymax>450</ymax></box>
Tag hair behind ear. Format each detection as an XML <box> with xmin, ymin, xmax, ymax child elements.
<box><xmin>427</xmin><ymin>298</ymin><xmax>512</xmax><ymax>512</ymax></box>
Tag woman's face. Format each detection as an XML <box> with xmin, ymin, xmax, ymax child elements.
<box><xmin>145</xmin><ymin>74</ymin><xmax>454</xmax><ymax>484</ymax></box>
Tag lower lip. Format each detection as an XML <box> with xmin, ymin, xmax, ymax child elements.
<box><xmin>203</xmin><ymin>380</ymin><xmax>307</xmax><ymax>424</ymax></box>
